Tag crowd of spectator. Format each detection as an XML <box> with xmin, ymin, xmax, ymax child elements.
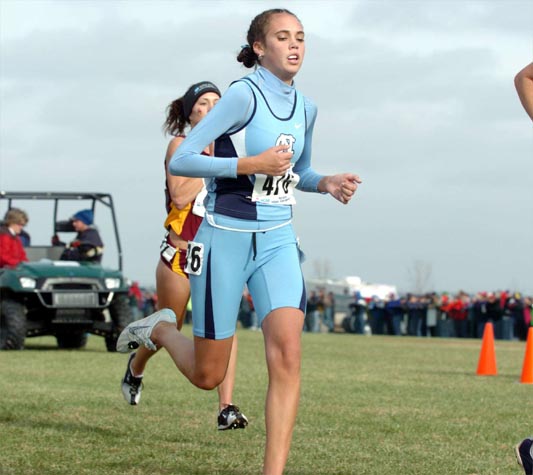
<box><xmin>339</xmin><ymin>290</ymin><xmax>532</xmax><ymax>341</ymax></box>
<box><xmin>135</xmin><ymin>284</ymin><xmax>532</xmax><ymax>342</ymax></box>
<box><xmin>128</xmin><ymin>281</ymin><xmax>157</xmax><ymax>319</ymax></box>
<box><xmin>304</xmin><ymin>289</ymin><xmax>336</xmax><ymax>333</ymax></box>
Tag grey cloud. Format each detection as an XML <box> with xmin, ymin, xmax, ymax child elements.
<box><xmin>351</xmin><ymin>0</ymin><xmax>533</xmax><ymax>34</ymax></box>
<box><xmin>1</xmin><ymin>13</ymin><xmax>244</xmax><ymax>86</ymax></box>
<box><xmin>1</xmin><ymin>1</ymin><xmax>532</xmax><ymax>293</ymax></box>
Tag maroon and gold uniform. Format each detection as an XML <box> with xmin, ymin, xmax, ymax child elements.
<box><xmin>160</xmin><ymin>142</ymin><xmax>207</xmax><ymax>278</ymax></box>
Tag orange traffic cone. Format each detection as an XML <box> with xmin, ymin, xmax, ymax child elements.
<box><xmin>476</xmin><ymin>322</ymin><xmax>497</xmax><ymax>376</ymax></box>
<box><xmin>519</xmin><ymin>326</ymin><xmax>533</xmax><ymax>384</ymax></box>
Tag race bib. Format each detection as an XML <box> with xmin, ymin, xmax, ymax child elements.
<box><xmin>192</xmin><ymin>184</ymin><xmax>207</xmax><ymax>217</ymax></box>
<box><xmin>185</xmin><ymin>241</ymin><xmax>204</xmax><ymax>276</ymax></box>
<box><xmin>252</xmin><ymin>166</ymin><xmax>300</xmax><ymax>205</ymax></box>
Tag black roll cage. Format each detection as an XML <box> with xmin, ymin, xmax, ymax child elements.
<box><xmin>0</xmin><ymin>191</ymin><xmax>123</xmax><ymax>271</ymax></box>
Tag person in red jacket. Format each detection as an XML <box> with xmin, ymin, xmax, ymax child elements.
<box><xmin>0</xmin><ymin>208</ymin><xmax>29</xmax><ymax>268</ymax></box>
<box><xmin>447</xmin><ymin>292</ymin><xmax>469</xmax><ymax>338</ymax></box>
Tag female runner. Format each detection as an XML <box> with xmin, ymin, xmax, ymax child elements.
<box><xmin>118</xmin><ymin>9</ymin><xmax>361</xmax><ymax>474</ymax></box>
<box><xmin>120</xmin><ymin>81</ymin><xmax>247</xmax><ymax>430</ymax></box>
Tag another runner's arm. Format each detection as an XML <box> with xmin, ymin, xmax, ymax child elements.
<box><xmin>170</xmin><ymin>82</ymin><xmax>293</xmax><ymax>179</ymax></box>
<box><xmin>515</xmin><ymin>62</ymin><xmax>533</xmax><ymax>122</ymax></box>
<box><xmin>165</xmin><ymin>136</ymin><xmax>204</xmax><ymax>210</ymax></box>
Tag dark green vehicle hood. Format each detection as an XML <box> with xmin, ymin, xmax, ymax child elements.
<box><xmin>0</xmin><ymin>261</ymin><xmax>127</xmax><ymax>292</ymax></box>
<box><xmin>15</xmin><ymin>261</ymin><xmax>122</xmax><ymax>279</ymax></box>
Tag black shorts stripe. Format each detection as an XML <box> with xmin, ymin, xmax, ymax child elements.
<box><xmin>204</xmin><ymin>250</ymin><xmax>216</xmax><ymax>339</ymax></box>
<box><xmin>299</xmin><ymin>278</ymin><xmax>307</xmax><ymax>313</ymax></box>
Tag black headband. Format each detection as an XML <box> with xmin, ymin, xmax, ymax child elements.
<box><xmin>182</xmin><ymin>81</ymin><xmax>221</xmax><ymax>119</ymax></box>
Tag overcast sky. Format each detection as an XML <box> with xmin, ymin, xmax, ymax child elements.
<box><xmin>1</xmin><ymin>0</ymin><xmax>532</xmax><ymax>294</ymax></box>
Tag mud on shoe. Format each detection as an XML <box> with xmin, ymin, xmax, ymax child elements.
<box><xmin>121</xmin><ymin>352</ymin><xmax>143</xmax><ymax>405</ymax></box>
<box><xmin>116</xmin><ymin>308</ymin><xmax>176</xmax><ymax>353</ymax></box>
<box><xmin>217</xmin><ymin>404</ymin><xmax>249</xmax><ymax>431</ymax></box>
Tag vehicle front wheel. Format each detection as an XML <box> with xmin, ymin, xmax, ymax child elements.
<box><xmin>56</xmin><ymin>331</ymin><xmax>88</xmax><ymax>349</ymax></box>
<box><xmin>0</xmin><ymin>299</ymin><xmax>27</xmax><ymax>350</ymax></box>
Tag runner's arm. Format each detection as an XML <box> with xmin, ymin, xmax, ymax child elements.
<box><xmin>165</xmin><ymin>137</ymin><xmax>204</xmax><ymax>210</ymax></box>
<box><xmin>294</xmin><ymin>98</ymin><xmax>361</xmax><ymax>203</ymax></box>
<box><xmin>170</xmin><ymin>82</ymin><xmax>295</xmax><ymax>179</ymax></box>
<box><xmin>294</xmin><ymin>99</ymin><xmax>325</xmax><ymax>192</ymax></box>
<box><xmin>169</xmin><ymin>83</ymin><xmax>253</xmax><ymax>178</ymax></box>
<box><xmin>515</xmin><ymin>62</ymin><xmax>533</xmax><ymax>122</ymax></box>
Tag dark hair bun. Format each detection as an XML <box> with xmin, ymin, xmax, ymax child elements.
<box><xmin>237</xmin><ymin>45</ymin><xmax>257</xmax><ymax>68</ymax></box>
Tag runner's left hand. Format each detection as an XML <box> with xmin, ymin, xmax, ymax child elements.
<box><xmin>320</xmin><ymin>173</ymin><xmax>362</xmax><ymax>204</ymax></box>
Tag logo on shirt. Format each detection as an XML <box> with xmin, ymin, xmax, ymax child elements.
<box><xmin>276</xmin><ymin>134</ymin><xmax>296</xmax><ymax>154</ymax></box>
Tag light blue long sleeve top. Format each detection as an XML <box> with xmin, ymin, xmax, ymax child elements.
<box><xmin>169</xmin><ymin>67</ymin><xmax>325</xmax><ymax>222</ymax></box>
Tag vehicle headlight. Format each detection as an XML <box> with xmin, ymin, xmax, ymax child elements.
<box><xmin>19</xmin><ymin>277</ymin><xmax>36</xmax><ymax>289</ymax></box>
<box><xmin>105</xmin><ymin>278</ymin><xmax>121</xmax><ymax>289</ymax></box>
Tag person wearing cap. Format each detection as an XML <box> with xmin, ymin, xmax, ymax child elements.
<box><xmin>55</xmin><ymin>209</ymin><xmax>104</xmax><ymax>263</ymax></box>
<box><xmin>0</xmin><ymin>208</ymin><xmax>29</xmax><ymax>268</ymax></box>
<box><xmin>119</xmin><ymin>80</ymin><xmax>248</xmax><ymax>431</ymax></box>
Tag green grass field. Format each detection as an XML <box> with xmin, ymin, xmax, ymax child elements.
<box><xmin>0</xmin><ymin>327</ymin><xmax>530</xmax><ymax>475</ymax></box>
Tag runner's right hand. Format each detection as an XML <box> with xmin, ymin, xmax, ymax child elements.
<box><xmin>252</xmin><ymin>145</ymin><xmax>293</xmax><ymax>176</ymax></box>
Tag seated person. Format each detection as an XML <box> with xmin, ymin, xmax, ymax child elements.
<box><xmin>19</xmin><ymin>228</ymin><xmax>31</xmax><ymax>247</ymax></box>
<box><xmin>0</xmin><ymin>208</ymin><xmax>29</xmax><ymax>268</ymax></box>
<box><xmin>53</xmin><ymin>209</ymin><xmax>104</xmax><ymax>263</ymax></box>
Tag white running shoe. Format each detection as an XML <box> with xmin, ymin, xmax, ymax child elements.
<box><xmin>116</xmin><ymin>308</ymin><xmax>176</xmax><ymax>353</ymax></box>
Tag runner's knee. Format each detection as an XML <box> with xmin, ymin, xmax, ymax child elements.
<box><xmin>266</xmin><ymin>345</ymin><xmax>301</xmax><ymax>377</ymax></box>
<box><xmin>193</xmin><ymin>369</ymin><xmax>225</xmax><ymax>390</ymax></box>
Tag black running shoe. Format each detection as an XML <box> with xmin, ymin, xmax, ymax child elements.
<box><xmin>217</xmin><ymin>404</ymin><xmax>249</xmax><ymax>430</ymax></box>
<box><xmin>515</xmin><ymin>437</ymin><xmax>533</xmax><ymax>475</ymax></box>
<box><xmin>121</xmin><ymin>352</ymin><xmax>143</xmax><ymax>405</ymax></box>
